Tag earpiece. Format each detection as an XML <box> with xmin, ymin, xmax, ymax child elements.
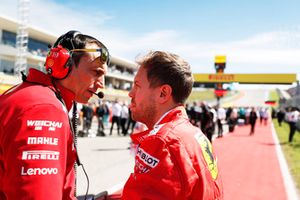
<box><xmin>45</xmin><ymin>45</ymin><xmax>71</xmax><ymax>79</ymax></box>
<box><xmin>45</xmin><ymin>31</ymin><xmax>81</xmax><ymax>79</ymax></box>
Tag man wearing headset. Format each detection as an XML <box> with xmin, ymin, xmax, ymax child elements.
<box><xmin>122</xmin><ymin>51</ymin><xmax>223</xmax><ymax>200</ymax></box>
<box><xmin>0</xmin><ymin>31</ymin><xmax>109</xmax><ymax>199</ymax></box>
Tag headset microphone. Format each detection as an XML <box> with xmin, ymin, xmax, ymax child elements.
<box><xmin>91</xmin><ymin>91</ymin><xmax>104</xmax><ymax>99</ymax></box>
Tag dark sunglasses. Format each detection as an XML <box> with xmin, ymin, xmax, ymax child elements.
<box><xmin>71</xmin><ymin>48</ymin><xmax>110</xmax><ymax>65</ymax></box>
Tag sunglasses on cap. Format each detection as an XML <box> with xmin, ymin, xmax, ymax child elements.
<box><xmin>71</xmin><ymin>48</ymin><xmax>110</xmax><ymax>65</ymax></box>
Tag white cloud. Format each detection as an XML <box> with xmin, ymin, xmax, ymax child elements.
<box><xmin>232</xmin><ymin>31</ymin><xmax>300</xmax><ymax>49</ymax></box>
<box><xmin>29</xmin><ymin>0</ymin><xmax>113</xmax><ymax>36</ymax></box>
<box><xmin>1</xmin><ymin>0</ymin><xmax>299</xmax><ymax>80</ymax></box>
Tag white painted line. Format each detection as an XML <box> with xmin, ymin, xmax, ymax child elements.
<box><xmin>271</xmin><ymin>123</ymin><xmax>299</xmax><ymax>200</ymax></box>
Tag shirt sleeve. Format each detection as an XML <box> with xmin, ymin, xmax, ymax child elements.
<box><xmin>122</xmin><ymin>136</ymin><xmax>198</xmax><ymax>200</ymax></box>
<box><xmin>3</xmin><ymin>104</ymin><xmax>76</xmax><ymax>200</ymax></box>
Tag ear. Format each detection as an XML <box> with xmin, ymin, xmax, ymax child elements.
<box><xmin>158</xmin><ymin>84</ymin><xmax>172</xmax><ymax>103</ymax></box>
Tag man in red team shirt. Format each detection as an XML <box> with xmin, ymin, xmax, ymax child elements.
<box><xmin>122</xmin><ymin>51</ymin><xmax>223</xmax><ymax>200</ymax></box>
<box><xmin>0</xmin><ymin>31</ymin><xmax>109</xmax><ymax>199</ymax></box>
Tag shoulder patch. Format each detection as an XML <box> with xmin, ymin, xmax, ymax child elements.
<box><xmin>194</xmin><ymin>132</ymin><xmax>218</xmax><ymax>180</ymax></box>
<box><xmin>135</xmin><ymin>146</ymin><xmax>160</xmax><ymax>173</ymax></box>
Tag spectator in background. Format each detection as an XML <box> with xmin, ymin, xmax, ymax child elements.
<box><xmin>277</xmin><ymin>108</ymin><xmax>285</xmax><ymax>127</ymax></box>
<box><xmin>103</xmin><ymin>100</ymin><xmax>111</xmax><ymax>128</ymax></box>
<box><xmin>249</xmin><ymin>107</ymin><xmax>258</xmax><ymax>135</ymax></box>
<box><xmin>259</xmin><ymin>108</ymin><xmax>264</xmax><ymax>125</ymax></box>
<box><xmin>239</xmin><ymin>107</ymin><xmax>246</xmax><ymax>122</ymax></box>
<box><xmin>120</xmin><ymin>101</ymin><xmax>129</xmax><ymax>135</ymax></box>
<box><xmin>245</xmin><ymin>107</ymin><xmax>251</xmax><ymax>125</ymax></box>
<box><xmin>110</xmin><ymin>99</ymin><xmax>122</xmax><ymax>135</ymax></box>
<box><xmin>217</xmin><ymin>106</ymin><xmax>226</xmax><ymax>138</ymax></box>
<box><xmin>227</xmin><ymin>107</ymin><xmax>238</xmax><ymax>132</ymax></box>
<box><xmin>287</xmin><ymin>107</ymin><xmax>300</xmax><ymax>143</ymax></box>
<box><xmin>226</xmin><ymin>106</ymin><xmax>232</xmax><ymax>120</ymax></box>
<box><xmin>200</xmin><ymin>102</ymin><xmax>216</xmax><ymax>142</ymax></box>
<box><xmin>262</xmin><ymin>108</ymin><xmax>269</xmax><ymax>125</ymax></box>
<box><xmin>96</xmin><ymin>101</ymin><xmax>108</xmax><ymax>136</ymax></box>
<box><xmin>189</xmin><ymin>101</ymin><xmax>199</xmax><ymax>126</ymax></box>
<box><xmin>81</xmin><ymin>102</ymin><xmax>94</xmax><ymax>137</ymax></box>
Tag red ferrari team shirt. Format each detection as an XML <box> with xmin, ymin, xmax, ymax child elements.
<box><xmin>0</xmin><ymin>69</ymin><xmax>77</xmax><ymax>200</ymax></box>
<box><xmin>122</xmin><ymin>107</ymin><xmax>223</xmax><ymax>200</ymax></box>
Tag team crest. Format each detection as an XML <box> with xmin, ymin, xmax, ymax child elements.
<box><xmin>194</xmin><ymin>132</ymin><xmax>218</xmax><ymax>180</ymax></box>
<box><xmin>46</xmin><ymin>58</ymin><xmax>54</xmax><ymax>67</ymax></box>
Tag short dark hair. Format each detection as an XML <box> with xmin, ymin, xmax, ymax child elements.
<box><xmin>53</xmin><ymin>30</ymin><xmax>108</xmax><ymax>66</ymax></box>
<box><xmin>137</xmin><ymin>51</ymin><xmax>194</xmax><ymax>103</ymax></box>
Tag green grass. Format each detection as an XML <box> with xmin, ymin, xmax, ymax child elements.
<box><xmin>187</xmin><ymin>89</ymin><xmax>216</xmax><ymax>103</ymax></box>
<box><xmin>273</xmin><ymin>119</ymin><xmax>300</xmax><ymax>191</ymax></box>
<box><xmin>187</xmin><ymin>89</ymin><xmax>234</xmax><ymax>103</ymax></box>
<box><xmin>269</xmin><ymin>90</ymin><xmax>280</xmax><ymax>102</ymax></box>
<box><xmin>269</xmin><ymin>90</ymin><xmax>280</xmax><ymax>109</ymax></box>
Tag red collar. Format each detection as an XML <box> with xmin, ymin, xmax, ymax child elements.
<box><xmin>130</xmin><ymin>106</ymin><xmax>188</xmax><ymax>144</ymax></box>
<box><xmin>26</xmin><ymin>68</ymin><xmax>75</xmax><ymax>111</ymax></box>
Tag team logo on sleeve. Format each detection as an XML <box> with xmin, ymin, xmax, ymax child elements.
<box><xmin>195</xmin><ymin>132</ymin><xmax>218</xmax><ymax>180</ymax></box>
<box><xmin>27</xmin><ymin>120</ymin><xmax>63</xmax><ymax>131</ymax></box>
<box><xmin>135</xmin><ymin>147</ymin><xmax>160</xmax><ymax>173</ymax></box>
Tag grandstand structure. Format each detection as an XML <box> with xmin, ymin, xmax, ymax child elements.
<box><xmin>0</xmin><ymin>15</ymin><xmax>137</xmax><ymax>100</ymax></box>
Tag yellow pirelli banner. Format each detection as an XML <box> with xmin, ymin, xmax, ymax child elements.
<box><xmin>193</xmin><ymin>73</ymin><xmax>297</xmax><ymax>84</ymax></box>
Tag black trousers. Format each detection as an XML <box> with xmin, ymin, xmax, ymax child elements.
<box><xmin>289</xmin><ymin>122</ymin><xmax>297</xmax><ymax>142</ymax></box>
<box><xmin>217</xmin><ymin>119</ymin><xmax>223</xmax><ymax>137</ymax></box>
<box><xmin>250</xmin><ymin>122</ymin><xmax>256</xmax><ymax>134</ymax></box>
<box><xmin>121</xmin><ymin>118</ymin><xmax>128</xmax><ymax>135</ymax></box>
<box><xmin>110</xmin><ymin>116</ymin><xmax>120</xmax><ymax>135</ymax></box>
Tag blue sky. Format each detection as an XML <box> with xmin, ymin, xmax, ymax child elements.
<box><xmin>49</xmin><ymin>0</ymin><xmax>300</xmax><ymax>42</ymax></box>
<box><xmin>1</xmin><ymin>0</ymin><xmax>300</xmax><ymax>88</ymax></box>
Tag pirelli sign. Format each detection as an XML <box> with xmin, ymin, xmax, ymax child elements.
<box><xmin>193</xmin><ymin>73</ymin><xmax>297</xmax><ymax>84</ymax></box>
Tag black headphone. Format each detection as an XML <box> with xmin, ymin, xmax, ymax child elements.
<box><xmin>45</xmin><ymin>31</ymin><xmax>81</xmax><ymax>79</ymax></box>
